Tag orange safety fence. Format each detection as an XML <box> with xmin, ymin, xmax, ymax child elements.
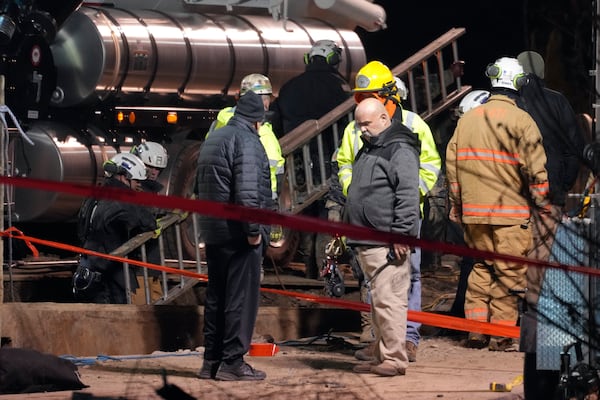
<box><xmin>1</xmin><ymin>228</ymin><xmax>520</xmax><ymax>338</ymax></box>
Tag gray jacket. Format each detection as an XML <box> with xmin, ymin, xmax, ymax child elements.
<box><xmin>344</xmin><ymin>120</ymin><xmax>421</xmax><ymax>246</ymax></box>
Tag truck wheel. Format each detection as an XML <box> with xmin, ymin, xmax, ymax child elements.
<box><xmin>163</xmin><ymin>141</ymin><xmax>203</xmax><ymax>261</ymax></box>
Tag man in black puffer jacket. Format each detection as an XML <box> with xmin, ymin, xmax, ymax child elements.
<box><xmin>516</xmin><ymin>50</ymin><xmax>586</xmax><ymax>400</ymax></box>
<box><xmin>196</xmin><ymin>90</ymin><xmax>272</xmax><ymax>382</ymax></box>
<box><xmin>344</xmin><ymin>98</ymin><xmax>421</xmax><ymax>377</ymax></box>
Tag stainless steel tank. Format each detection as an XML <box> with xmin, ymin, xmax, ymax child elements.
<box><xmin>12</xmin><ymin>121</ymin><xmax>118</xmax><ymax>222</ymax></box>
<box><xmin>50</xmin><ymin>6</ymin><xmax>366</xmax><ymax>106</ymax></box>
<box><xmin>15</xmin><ymin>6</ymin><xmax>366</xmax><ymax>222</ymax></box>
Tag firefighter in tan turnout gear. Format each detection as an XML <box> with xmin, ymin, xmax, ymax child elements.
<box><xmin>446</xmin><ymin>57</ymin><xmax>551</xmax><ymax>351</ymax></box>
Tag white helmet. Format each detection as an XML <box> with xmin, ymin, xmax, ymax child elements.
<box><xmin>457</xmin><ymin>90</ymin><xmax>490</xmax><ymax>117</ymax></box>
<box><xmin>131</xmin><ymin>141</ymin><xmax>168</xmax><ymax>169</ymax></box>
<box><xmin>240</xmin><ymin>73</ymin><xmax>272</xmax><ymax>95</ymax></box>
<box><xmin>104</xmin><ymin>153</ymin><xmax>147</xmax><ymax>180</ymax></box>
<box><xmin>304</xmin><ymin>39</ymin><xmax>342</xmax><ymax>65</ymax></box>
<box><xmin>394</xmin><ymin>77</ymin><xmax>408</xmax><ymax>100</ymax></box>
<box><xmin>485</xmin><ymin>57</ymin><xmax>528</xmax><ymax>91</ymax></box>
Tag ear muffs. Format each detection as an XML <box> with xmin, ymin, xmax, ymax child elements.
<box><xmin>103</xmin><ymin>160</ymin><xmax>128</xmax><ymax>176</ymax></box>
<box><xmin>303</xmin><ymin>47</ymin><xmax>341</xmax><ymax>65</ymax></box>
<box><xmin>326</xmin><ymin>48</ymin><xmax>341</xmax><ymax>65</ymax></box>
<box><xmin>485</xmin><ymin>63</ymin><xmax>529</xmax><ymax>89</ymax></box>
<box><xmin>513</xmin><ymin>73</ymin><xmax>529</xmax><ymax>89</ymax></box>
<box><xmin>485</xmin><ymin>63</ymin><xmax>501</xmax><ymax>79</ymax></box>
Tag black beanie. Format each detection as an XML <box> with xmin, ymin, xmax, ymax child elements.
<box><xmin>235</xmin><ymin>91</ymin><xmax>265</xmax><ymax>123</ymax></box>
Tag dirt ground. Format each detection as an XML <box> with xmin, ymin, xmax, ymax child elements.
<box><xmin>0</xmin><ymin>257</ymin><xmax>526</xmax><ymax>400</ymax></box>
<box><xmin>0</xmin><ymin>336</ymin><xmax>524</xmax><ymax>400</ymax></box>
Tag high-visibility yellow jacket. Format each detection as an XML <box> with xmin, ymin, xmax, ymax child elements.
<box><xmin>207</xmin><ymin>107</ymin><xmax>285</xmax><ymax>198</ymax></box>
<box><xmin>337</xmin><ymin>107</ymin><xmax>441</xmax><ymax>211</ymax></box>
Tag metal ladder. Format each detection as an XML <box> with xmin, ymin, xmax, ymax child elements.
<box><xmin>279</xmin><ymin>27</ymin><xmax>471</xmax><ymax>213</ymax></box>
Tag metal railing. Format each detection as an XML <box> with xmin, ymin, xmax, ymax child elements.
<box><xmin>110</xmin><ymin>212</ymin><xmax>202</xmax><ymax>305</ymax></box>
<box><xmin>279</xmin><ymin>27</ymin><xmax>471</xmax><ymax>213</ymax></box>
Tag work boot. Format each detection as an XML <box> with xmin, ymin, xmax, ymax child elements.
<box><xmin>371</xmin><ymin>361</ymin><xmax>406</xmax><ymax>377</ymax></box>
<box><xmin>197</xmin><ymin>360</ymin><xmax>220</xmax><ymax>379</ymax></box>
<box><xmin>354</xmin><ymin>341</ymin><xmax>375</xmax><ymax>361</ymax></box>
<box><xmin>489</xmin><ymin>336</ymin><xmax>518</xmax><ymax>352</ymax></box>
<box><xmin>352</xmin><ymin>361</ymin><xmax>376</xmax><ymax>374</ymax></box>
<box><xmin>214</xmin><ymin>361</ymin><xmax>266</xmax><ymax>381</ymax></box>
<box><xmin>406</xmin><ymin>341</ymin><xmax>418</xmax><ymax>362</ymax></box>
<box><xmin>465</xmin><ymin>333</ymin><xmax>489</xmax><ymax>349</ymax></box>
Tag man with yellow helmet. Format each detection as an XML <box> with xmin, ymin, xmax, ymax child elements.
<box><xmin>338</xmin><ymin>60</ymin><xmax>442</xmax><ymax>363</ymax></box>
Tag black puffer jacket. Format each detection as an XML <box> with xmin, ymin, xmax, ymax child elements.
<box><xmin>197</xmin><ymin>115</ymin><xmax>272</xmax><ymax>245</ymax></box>
<box><xmin>517</xmin><ymin>75</ymin><xmax>585</xmax><ymax>206</ymax></box>
<box><xmin>344</xmin><ymin>120</ymin><xmax>421</xmax><ymax>246</ymax></box>
<box><xmin>269</xmin><ymin>58</ymin><xmax>350</xmax><ymax>136</ymax></box>
<box><xmin>81</xmin><ymin>177</ymin><xmax>158</xmax><ymax>289</ymax></box>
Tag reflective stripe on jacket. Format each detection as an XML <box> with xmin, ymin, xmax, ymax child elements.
<box><xmin>337</xmin><ymin>107</ymin><xmax>441</xmax><ymax>210</ymax></box>
<box><xmin>446</xmin><ymin>94</ymin><xmax>550</xmax><ymax>225</ymax></box>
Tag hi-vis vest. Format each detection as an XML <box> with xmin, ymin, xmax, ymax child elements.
<box><xmin>337</xmin><ymin>108</ymin><xmax>441</xmax><ymax>211</ymax></box>
<box><xmin>207</xmin><ymin>106</ymin><xmax>285</xmax><ymax>198</ymax></box>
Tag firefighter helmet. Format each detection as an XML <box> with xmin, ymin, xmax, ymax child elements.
<box><xmin>353</xmin><ymin>61</ymin><xmax>395</xmax><ymax>94</ymax></box>
<box><xmin>240</xmin><ymin>73</ymin><xmax>273</xmax><ymax>95</ymax></box>
<box><xmin>131</xmin><ymin>141</ymin><xmax>168</xmax><ymax>169</ymax></box>
<box><xmin>457</xmin><ymin>90</ymin><xmax>490</xmax><ymax>117</ymax></box>
<box><xmin>304</xmin><ymin>39</ymin><xmax>341</xmax><ymax>65</ymax></box>
<box><xmin>104</xmin><ymin>153</ymin><xmax>147</xmax><ymax>180</ymax></box>
<box><xmin>485</xmin><ymin>57</ymin><xmax>528</xmax><ymax>90</ymax></box>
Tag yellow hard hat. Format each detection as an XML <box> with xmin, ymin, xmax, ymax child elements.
<box><xmin>353</xmin><ymin>61</ymin><xmax>395</xmax><ymax>93</ymax></box>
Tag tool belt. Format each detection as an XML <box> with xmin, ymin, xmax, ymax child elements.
<box><xmin>72</xmin><ymin>264</ymin><xmax>102</xmax><ymax>293</ymax></box>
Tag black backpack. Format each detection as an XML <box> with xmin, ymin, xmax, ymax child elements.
<box><xmin>77</xmin><ymin>197</ymin><xmax>98</xmax><ymax>244</ymax></box>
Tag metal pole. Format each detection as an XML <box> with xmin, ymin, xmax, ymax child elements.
<box><xmin>594</xmin><ymin>0</ymin><xmax>600</xmax><ymax>142</ymax></box>
<box><xmin>0</xmin><ymin>75</ymin><xmax>4</xmax><ymax>338</ymax></box>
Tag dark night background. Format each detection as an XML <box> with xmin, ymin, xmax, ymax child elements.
<box><xmin>355</xmin><ymin>0</ymin><xmax>594</xmax><ymax>115</ymax></box>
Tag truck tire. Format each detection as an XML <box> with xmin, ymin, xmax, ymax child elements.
<box><xmin>163</xmin><ymin>140</ymin><xmax>203</xmax><ymax>261</ymax></box>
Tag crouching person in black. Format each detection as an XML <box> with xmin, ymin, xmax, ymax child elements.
<box><xmin>73</xmin><ymin>153</ymin><xmax>159</xmax><ymax>304</ymax></box>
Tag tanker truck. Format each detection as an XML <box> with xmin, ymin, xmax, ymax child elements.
<box><xmin>1</xmin><ymin>0</ymin><xmax>382</xmax><ymax>267</ymax></box>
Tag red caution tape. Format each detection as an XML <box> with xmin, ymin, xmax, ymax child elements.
<box><xmin>1</xmin><ymin>176</ymin><xmax>597</xmax><ymax>277</ymax></box>
<box><xmin>0</xmin><ymin>175</ymin><xmax>585</xmax><ymax>340</ymax></box>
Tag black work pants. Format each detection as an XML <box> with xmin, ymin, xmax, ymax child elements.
<box><xmin>203</xmin><ymin>240</ymin><xmax>263</xmax><ymax>365</ymax></box>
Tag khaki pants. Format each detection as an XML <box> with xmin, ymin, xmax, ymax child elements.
<box><xmin>463</xmin><ymin>224</ymin><xmax>532</xmax><ymax>326</ymax></box>
<box><xmin>356</xmin><ymin>246</ymin><xmax>410</xmax><ymax>370</ymax></box>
